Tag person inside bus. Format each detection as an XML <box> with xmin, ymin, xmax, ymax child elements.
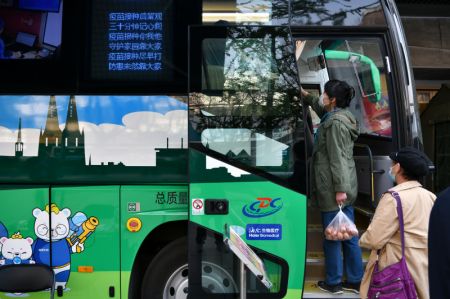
<box><xmin>359</xmin><ymin>147</ymin><xmax>436</xmax><ymax>299</ymax></box>
<box><xmin>0</xmin><ymin>18</ymin><xmax>20</xmax><ymax>59</ymax></box>
<box><xmin>0</xmin><ymin>17</ymin><xmax>9</xmax><ymax>59</ymax></box>
<box><xmin>288</xmin><ymin>141</ymin><xmax>307</xmax><ymax>194</ymax></box>
<box><xmin>288</xmin><ymin>106</ymin><xmax>313</xmax><ymax>194</ymax></box>
<box><xmin>301</xmin><ymin>80</ymin><xmax>363</xmax><ymax>295</ymax></box>
<box><xmin>428</xmin><ymin>186</ymin><xmax>450</xmax><ymax>299</ymax></box>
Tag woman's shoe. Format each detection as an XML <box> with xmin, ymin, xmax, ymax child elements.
<box><xmin>317</xmin><ymin>281</ymin><xmax>343</xmax><ymax>294</ymax></box>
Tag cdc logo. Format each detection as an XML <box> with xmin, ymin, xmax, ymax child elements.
<box><xmin>242</xmin><ymin>197</ymin><xmax>283</xmax><ymax>218</ymax></box>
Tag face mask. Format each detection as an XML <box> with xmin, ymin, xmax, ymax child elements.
<box><xmin>319</xmin><ymin>94</ymin><xmax>325</xmax><ymax>106</ymax></box>
<box><xmin>388</xmin><ymin>166</ymin><xmax>396</xmax><ymax>182</ymax></box>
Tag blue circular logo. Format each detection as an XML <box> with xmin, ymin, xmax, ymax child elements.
<box><xmin>242</xmin><ymin>198</ymin><xmax>283</xmax><ymax>218</ymax></box>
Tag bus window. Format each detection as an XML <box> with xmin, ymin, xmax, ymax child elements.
<box><xmin>296</xmin><ymin>38</ymin><xmax>392</xmax><ymax>138</ymax></box>
<box><xmin>190</xmin><ymin>26</ymin><xmax>307</xmax><ymax>193</ymax></box>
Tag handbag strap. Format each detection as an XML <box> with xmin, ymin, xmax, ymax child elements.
<box><xmin>373</xmin><ymin>190</ymin><xmax>406</xmax><ymax>269</ymax></box>
<box><xmin>389</xmin><ymin>190</ymin><xmax>406</xmax><ymax>257</ymax></box>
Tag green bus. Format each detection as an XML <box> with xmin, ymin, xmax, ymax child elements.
<box><xmin>0</xmin><ymin>0</ymin><xmax>423</xmax><ymax>298</ymax></box>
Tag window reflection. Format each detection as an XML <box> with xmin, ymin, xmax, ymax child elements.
<box><xmin>202</xmin><ymin>0</ymin><xmax>385</xmax><ymax>26</ymax></box>
<box><xmin>189</xmin><ymin>27</ymin><xmax>306</xmax><ymax>192</ymax></box>
<box><xmin>296</xmin><ymin>38</ymin><xmax>392</xmax><ymax>137</ymax></box>
<box><xmin>290</xmin><ymin>0</ymin><xmax>385</xmax><ymax>26</ymax></box>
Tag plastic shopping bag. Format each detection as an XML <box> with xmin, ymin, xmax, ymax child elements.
<box><xmin>324</xmin><ymin>206</ymin><xmax>358</xmax><ymax>241</ymax></box>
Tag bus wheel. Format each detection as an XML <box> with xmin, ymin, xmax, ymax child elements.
<box><xmin>141</xmin><ymin>237</ymin><xmax>237</xmax><ymax>299</ymax></box>
<box><xmin>141</xmin><ymin>237</ymin><xmax>188</xmax><ymax>299</ymax></box>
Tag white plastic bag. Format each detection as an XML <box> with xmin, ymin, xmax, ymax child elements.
<box><xmin>324</xmin><ymin>206</ymin><xmax>358</xmax><ymax>241</ymax></box>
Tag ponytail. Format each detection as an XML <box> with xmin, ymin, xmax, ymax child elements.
<box><xmin>324</xmin><ymin>80</ymin><xmax>355</xmax><ymax>108</ymax></box>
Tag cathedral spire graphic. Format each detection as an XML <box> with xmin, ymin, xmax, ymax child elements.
<box><xmin>43</xmin><ymin>95</ymin><xmax>61</xmax><ymax>135</ymax></box>
<box><xmin>39</xmin><ymin>95</ymin><xmax>62</xmax><ymax>158</ymax></box>
<box><xmin>15</xmin><ymin>118</ymin><xmax>23</xmax><ymax>157</ymax></box>
<box><xmin>64</xmin><ymin>95</ymin><xmax>81</xmax><ymax>133</ymax></box>
<box><xmin>62</xmin><ymin>95</ymin><xmax>85</xmax><ymax>159</ymax></box>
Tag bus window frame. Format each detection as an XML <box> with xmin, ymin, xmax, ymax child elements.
<box><xmin>188</xmin><ymin>25</ymin><xmax>305</xmax><ymax>194</ymax></box>
<box><xmin>292</xmin><ymin>30</ymin><xmax>400</xmax><ymax>155</ymax></box>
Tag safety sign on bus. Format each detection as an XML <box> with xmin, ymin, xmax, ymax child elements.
<box><xmin>191</xmin><ymin>198</ymin><xmax>204</xmax><ymax>215</ymax></box>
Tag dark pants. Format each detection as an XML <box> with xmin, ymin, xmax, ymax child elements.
<box><xmin>321</xmin><ymin>206</ymin><xmax>363</xmax><ymax>285</ymax></box>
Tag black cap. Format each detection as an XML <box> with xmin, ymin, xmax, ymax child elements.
<box><xmin>389</xmin><ymin>146</ymin><xmax>432</xmax><ymax>177</ymax></box>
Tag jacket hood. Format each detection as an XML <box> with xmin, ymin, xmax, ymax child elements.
<box><xmin>329</xmin><ymin>109</ymin><xmax>359</xmax><ymax>141</ymax></box>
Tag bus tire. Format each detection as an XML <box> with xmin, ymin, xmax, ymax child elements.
<box><xmin>141</xmin><ymin>237</ymin><xmax>188</xmax><ymax>299</ymax></box>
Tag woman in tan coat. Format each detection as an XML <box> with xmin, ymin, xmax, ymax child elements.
<box><xmin>359</xmin><ymin>147</ymin><xmax>436</xmax><ymax>299</ymax></box>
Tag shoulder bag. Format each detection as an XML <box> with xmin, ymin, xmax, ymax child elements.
<box><xmin>367</xmin><ymin>191</ymin><xmax>418</xmax><ymax>299</ymax></box>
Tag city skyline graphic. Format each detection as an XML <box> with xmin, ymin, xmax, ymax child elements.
<box><xmin>0</xmin><ymin>95</ymin><xmax>188</xmax><ymax>183</ymax></box>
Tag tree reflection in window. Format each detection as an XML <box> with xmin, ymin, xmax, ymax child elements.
<box><xmin>190</xmin><ymin>27</ymin><xmax>306</xmax><ymax>184</ymax></box>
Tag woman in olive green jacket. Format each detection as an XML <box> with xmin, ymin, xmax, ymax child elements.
<box><xmin>302</xmin><ymin>80</ymin><xmax>363</xmax><ymax>295</ymax></box>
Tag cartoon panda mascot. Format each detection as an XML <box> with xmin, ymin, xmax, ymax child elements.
<box><xmin>0</xmin><ymin>232</ymin><xmax>34</xmax><ymax>265</ymax></box>
<box><xmin>32</xmin><ymin>204</ymin><xmax>84</xmax><ymax>290</ymax></box>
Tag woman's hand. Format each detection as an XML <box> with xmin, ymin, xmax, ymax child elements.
<box><xmin>336</xmin><ymin>192</ymin><xmax>347</xmax><ymax>205</ymax></box>
<box><xmin>300</xmin><ymin>87</ymin><xmax>309</xmax><ymax>97</ymax></box>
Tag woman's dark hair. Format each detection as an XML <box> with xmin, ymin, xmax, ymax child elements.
<box><xmin>324</xmin><ymin>79</ymin><xmax>355</xmax><ymax>108</ymax></box>
<box><xmin>400</xmin><ymin>168</ymin><xmax>421</xmax><ymax>182</ymax></box>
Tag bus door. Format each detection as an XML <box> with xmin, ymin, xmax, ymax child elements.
<box><xmin>188</xmin><ymin>26</ymin><xmax>308</xmax><ymax>298</ymax></box>
<box><xmin>294</xmin><ymin>35</ymin><xmax>399</xmax><ymax>294</ymax></box>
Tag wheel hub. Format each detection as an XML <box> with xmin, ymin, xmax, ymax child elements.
<box><xmin>163</xmin><ymin>265</ymin><xmax>189</xmax><ymax>299</ymax></box>
<box><xmin>163</xmin><ymin>262</ymin><xmax>237</xmax><ymax>299</ymax></box>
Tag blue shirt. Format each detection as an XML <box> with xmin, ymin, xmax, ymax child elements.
<box><xmin>33</xmin><ymin>238</ymin><xmax>71</xmax><ymax>267</ymax></box>
<box><xmin>0</xmin><ymin>38</ymin><xmax>6</xmax><ymax>59</ymax></box>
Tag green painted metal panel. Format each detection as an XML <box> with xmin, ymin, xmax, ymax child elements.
<box><xmin>0</xmin><ymin>187</ymin><xmax>50</xmax><ymax>298</ymax></box>
<box><xmin>120</xmin><ymin>185</ymin><xmax>188</xmax><ymax>299</ymax></box>
<box><xmin>120</xmin><ymin>185</ymin><xmax>188</xmax><ymax>269</ymax></box>
<box><xmin>51</xmin><ymin>186</ymin><xmax>120</xmax><ymax>298</ymax></box>
<box><xmin>0</xmin><ymin>185</ymin><xmax>189</xmax><ymax>298</ymax></box>
<box><xmin>190</xmin><ymin>181</ymin><xmax>307</xmax><ymax>297</ymax></box>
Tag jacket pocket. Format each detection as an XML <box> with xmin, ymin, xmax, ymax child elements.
<box><xmin>319</xmin><ymin>170</ymin><xmax>328</xmax><ymax>185</ymax></box>
<box><xmin>316</xmin><ymin>169</ymin><xmax>332</xmax><ymax>199</ymax></box>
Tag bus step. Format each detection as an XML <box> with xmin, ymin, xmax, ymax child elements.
<box><xmin>302</xmin><ymin>280</ymin><xmax>360</xmax><ymax>298</ymax></box>
<box><xmin>354</xmin><ymin>205</ymin><xmax>374</xmax><ymax>218</ymax></box>
<box><xmin>307</xmin><ymin>224</ymin><xmax>323</xmax><ymax>232</ymax></box>
<box><xmin>305</xmin><ymin>251</ymin><xmax>370</xmax><ymax>281</ymax></box>
<box><xmin>306</xmin><ymin>251</ymin><xmax>370</xmax><ymax>264</ymax></box>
